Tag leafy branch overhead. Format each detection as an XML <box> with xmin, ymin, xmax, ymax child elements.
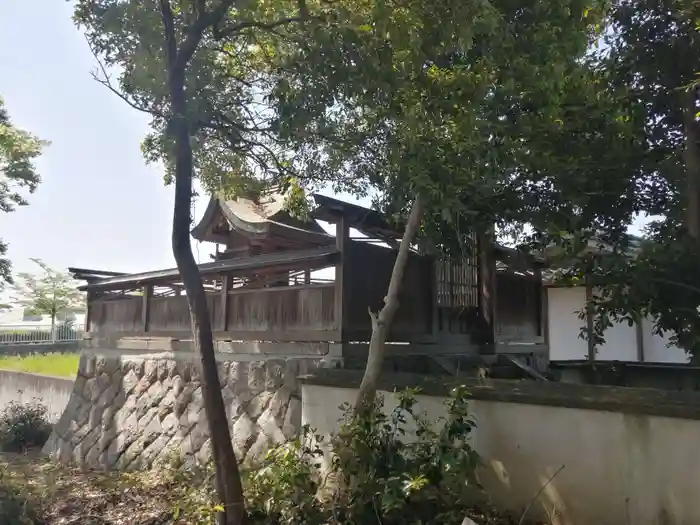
<box><xmin>268</xmin><ymin>0</ymin><xmax>650</xmax><ymax>253</ymax></box>
<box><xmin>75</xmin><ymin>0</ymin><xmax>316</xmax><ymax>198</ymax></box>
<box><xmin>0</xmin><ymin>98</ymin><xmax>47</xmax><ymax>284</ymax></box>
<box><xmin>569</xmin><ymin>0</ymin><xmax>700</xmax><ymax>359</ymax></box>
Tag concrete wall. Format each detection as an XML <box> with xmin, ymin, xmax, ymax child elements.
<box><xmin>301</xmin><ymin>371</ymin><xmax>700</xmax><ymax>525</ymax></box>
<box><xmin>547</xmin><ymin>287</ymin><xmax>689</xmax><ymax>363</ymax></box>
<box><xmin>0</xmin><ymin>369</ymin><xmax>74</xmax><ymax>422</ymax></box>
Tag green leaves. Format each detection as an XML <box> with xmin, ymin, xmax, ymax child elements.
<box><xmin>11</xmin><ymin>259</ymin><xmax>85</xmax><ymax>322</ymax></box>
<box><xmin>0</xmin><ymin>97</ymin><xmax>47</xmax><ymax>284</ymax></box>
<box><xmin>573</xmin><ymin>0</ymin><xmax>700</xmax><ymax>357</ymax></box>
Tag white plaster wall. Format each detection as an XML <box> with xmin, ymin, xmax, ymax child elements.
<box><xmin>546</xmin><ymin>287</ymin><xmax>689</xmax><ymax>363</ymax></box>
<box><xmin>302</xmin><ymin>383</ymin><xmax>700</xmax><ymax>525</ymax></box>
<box><xmin>641</xmin><ymin>318</ymin><xmax>690</xmax><ymax>363</ymax></box>
<box><xmin>547</xmin><ymin>287</ymin><xmax>589</xmax><ymax>360</ymax></box>
<box><xmin>592</xmin><ymin>284</ymin><xmax>638</xmax><ymax>361</ymax></box>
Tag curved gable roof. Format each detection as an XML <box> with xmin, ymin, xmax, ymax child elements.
<box><xmin>192</xmin><ymin>195</ymin><xmax>330</xmax><ymax>246</ymax></box>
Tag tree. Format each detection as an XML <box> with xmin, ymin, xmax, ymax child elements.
<box><xmin>11</xmin><ymin>259</ymin><xmax>84</xmax><ymax>340</ymax></box>
<box><xmin>566</xmin><ymin>0</ymin><xmax>700</xmax><ymax>359</ymax></box>
<box><xmin>73</xmin><ymin>1</ymin><xmax>314</xmax><ymax>523</ymax></box>
<box><xmin>267</xmin><ymin>0</ymin><xmax>647</xmax><ymax>405</ymax></box>
<box><xmin>0</xmin><ymin>98</ymin><xmax>47</xmax><ymax>285</ymax></box>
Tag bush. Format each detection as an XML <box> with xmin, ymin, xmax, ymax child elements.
<box><xmin>243</xmin><ymin>385</ymin><xmax>486</xmax><ymax>525</ymax></box>
<box><xmin>244</xmin><ymin>430</ymin><xmax>326</xmax><ymax>525</ymax></box>
<box><xmin>0</xmin><ymin>401</ymin><xmax>52</xmax><ymax>452</ymax></box>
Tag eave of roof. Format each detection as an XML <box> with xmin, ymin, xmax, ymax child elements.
<box><xmin>82</xmin><ymin>246</ymin><xmax>339</xmax><ymax>291</ymax></box>
<box><xmin>311</xmin><ymin>194</ymin><xmax>405</xmax><ymax>239</ymax></box>
<box><xmin>192</xmin><ymin>196</ymin><xmax>330</xmax><ymax>245</ymax></box>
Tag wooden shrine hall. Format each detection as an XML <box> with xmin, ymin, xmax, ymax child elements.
<box><xmin>72</xmin><ymin>192</ymin><xmax>546</xmax><ymax>357</ymax></box>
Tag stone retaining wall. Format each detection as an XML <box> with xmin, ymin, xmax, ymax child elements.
<box><xmin>43</xmin><ymin>353</ymin><xmax>333</xmax><ymax>470</ymax></box>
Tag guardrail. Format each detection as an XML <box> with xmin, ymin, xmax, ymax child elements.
<box><xmin>0</xmin><ymin>324</ymin><xmax>85</xmax><ymax>345</ymax></box>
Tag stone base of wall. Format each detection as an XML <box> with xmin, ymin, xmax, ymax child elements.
<box><xmin>43</xmin><ymin>353</ymin><xmax>333</xmax><ymax>470</ymax></box>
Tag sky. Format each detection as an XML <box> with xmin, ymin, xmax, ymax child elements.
<box><xmin>0</xmin><ymin>1</ymin><xmax>184</xmax><ymax>275</ymax></box>
<box><xmin>0</xmin><ymin>1</ymin><xmax>649</xmax><ymax>279</ymax></box>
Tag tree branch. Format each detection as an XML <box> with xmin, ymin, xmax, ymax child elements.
<box><xmin>86</xmin><ymin>37</ymin><xmax>165</xmax><ymax>119</ymax></box>
<box><xmin>159</xmin><ymin>0</ymin><xmax>178</xmax><ymax>71</ymax></box>
<box><xmin>177</xmin><ymin>0</ymin><xmax>237</xmax><ymax>74</ymax></box>
<box><xmin>216</xmin><ymin>17</ymin><xmax>306</xmax><ymax>38</ymax></box>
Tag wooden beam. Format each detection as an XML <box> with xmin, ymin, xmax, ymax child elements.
<box><xmin>83</xmin><ymin>329</ymin><xmax>343</xmax><ymax>343</ymax></box>
<box><xmin>142</xmin><ymin>284</ymin><xmax>152</xmax><ymax>333</ymax></box>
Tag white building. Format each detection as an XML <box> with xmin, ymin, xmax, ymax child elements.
<box><xmin>545</xmin><ymin>284</ymin><xmax>689</xmax><ymax>364</ymax></box>
<box><xmin>0</xmin><ymin>307</ymin><xmax>86</xmax><ymax>329</ymax></box>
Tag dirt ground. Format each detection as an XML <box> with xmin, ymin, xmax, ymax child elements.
<box><xmin>0</xmin><ymin>451</ymin><xmax>187</xmax><ymax>525</ymax></box>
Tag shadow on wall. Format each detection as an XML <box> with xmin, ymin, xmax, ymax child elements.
<box><xmin>44</xmin><ymin>354</ymin><xmax>326</xmax><ymax>470</ymax></box>
<box><xmin>300</xmin><ymin>381</ymin><xmax>700</xmax><ymax>525</ymax></box>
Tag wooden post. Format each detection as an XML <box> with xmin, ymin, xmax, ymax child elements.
<box><xmin>534</xmin><ymin>266</ymin><xmax>544</xmax><ymax>338</ymax></box>
<box><xmin>635</xmin><ymin>316</ymin><xmax>645</xmax><ymax>362</ymax></box>
<box><xmin>585</xmin><ymin>279</ymin><xmax>595</xmax><ymax>361</ymax></box>
<box><xmin>541</xmin><ymin>285</ymin><xmax>550</xmax><ymax>347</ymax></box>
<box><xmin>142</xmin><ymin>284</ymin><xmax>152</xmax><ymax>333</ymax></box>
<box><xmin>85</xmin><ymin>290</ymin><xmax>93</xmax><ymax>334</ymax></box>
<box><xmin>220</xmin><ymin>274</ymin><xmax>230</xmax><ymax>332</ymax></box>
<box><xmin>334</xmin><ymin>215</ymin><xmax>349</xmax><ymax>339</ymax></box>
<box><xmin>477</xmin><ymin>230</ymin><xmax>496</xmax><ymax>349</ymax></box>
<box><xmin>304</xmin><ymin>269</ymin><xmax>311</xmax><ymax>284</ymax></box>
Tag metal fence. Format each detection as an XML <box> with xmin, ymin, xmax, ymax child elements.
<box><xmin>0</xmin><ymin>324</ymin><xmax>86</xmax><ymax>345</ymax></box>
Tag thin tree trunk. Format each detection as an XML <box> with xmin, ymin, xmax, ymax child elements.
<box><xmin>684</xmin><ymin>85</ymin><xmax>700</xmax><ymax>241</ymax></box>
<box><xmin>50</xmin><ymin>312</ymin><xmax>56</xmax><ymax>343</ymax></box>
<box><xmin>354</xmin><ymin>193</ymin><xmax>426</xmax><ymax>411</ymax></box>
<box><xmin>160</xmin><ymin>3</ymin><xmax>246</xmax><ymax>524</ymax></box>
<box><xmin>169</xmin><ymin>106</ymin><xmax>247</xmax><ymax>525</ymax></box>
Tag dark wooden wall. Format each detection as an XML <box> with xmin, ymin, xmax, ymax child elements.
<box><xmin>342</xmin><ymin>241</ymin><xmax>433</xmax><ymax>341</ymax></box>
<box><xmin>495</xmin><ymin>272</ymin><xmax>542</xmax><ymax>341</ymax></box>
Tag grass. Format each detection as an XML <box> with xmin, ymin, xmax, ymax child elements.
<box><xmin>0</xmin><ymin>353</ymin><xmax>80</xmax><ymax>378</ymax></box>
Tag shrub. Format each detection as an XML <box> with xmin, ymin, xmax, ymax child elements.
<box><xmin>0</xmin><ymin>401</ymin><xmax>52</xmax><ymax>452</ymax></box>
<box><xmin>244</xmin><ymin>430</ymin><xmax>326</xmax><ymax>525</ymax></box>
<box><xmin>242</xmin><ymin>385</ymin><xmax>485</xmax><ymax>525</ymax></box>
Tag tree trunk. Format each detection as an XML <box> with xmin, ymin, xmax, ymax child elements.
<box><xmin>684</xmin><ymin>86</ymin><xmax>700</xmax><ymax>241</ymax></box>
<box><xmin>166</xmin><ymin>53</ymin><xmax>247</xmax><ymax>525</ymax></box>
<box><xmin>354</xmin><ymin>193</ymin><xmax>426</xmax><ymax>411</ymax></box>
<box><xmin>50</xmin><ymin>311</ymin><xmax>56</xmax><ymax>343</ymax></box>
